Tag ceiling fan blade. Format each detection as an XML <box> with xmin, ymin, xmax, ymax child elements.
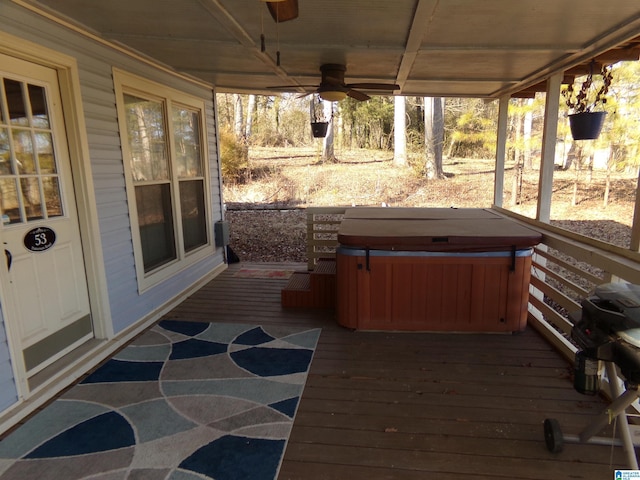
<box><xmin>266</xmin><ymin>0</ymin><xmax>299</xmax><ymax>23</ymax></box>
<box><xmin>347</xmin><ymin>89</ymin><xmax>371</xmax><ymax>101</ymax></box>
<box><xmin>347</xmin><ymin>83</ymin><xmax>400</xmax><ymax>91</ymax></box>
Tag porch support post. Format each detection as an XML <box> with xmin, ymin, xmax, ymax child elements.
<box><xmin>493</xmin><ymin>95</ymin><xmax>509</xmax><ymax>207</ymax></box>
<box><xmin>536</xmin><ymin>73</ymin><xmax>563</xmax><ymax>223</ymax></box>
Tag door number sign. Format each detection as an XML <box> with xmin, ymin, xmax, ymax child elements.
<box><xmin>24</xmin><ymin>227</ymin><xmax>56</xmax><ymax>252</ymax></box>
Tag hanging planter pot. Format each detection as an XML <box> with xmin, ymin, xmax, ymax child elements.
<box><xmin>311</xmin><ymin>121</ymin><xmax>329</xmax><ymax>138</ymax></box>
<box><xmin>569</xmin><ymin>111</ymin><xmax>606</xmax><ymax>140</ymax></box>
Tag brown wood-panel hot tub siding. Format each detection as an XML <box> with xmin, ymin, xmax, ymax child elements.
<box><xmin>337</xmin><ymin>251</ymin><xmax>532</xmax><ymax>332</ymax></box>
<box><xmin>336</xmin><ymin>208</ymin><xmax>541</xmax><ymax>332</ymax></box>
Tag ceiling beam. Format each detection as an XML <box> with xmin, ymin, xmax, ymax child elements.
<box><xmin>509</xmin><ymin>42</ymin><xmax>640</xmax><ymax>97</ymax></box>
<box><xmin>198</xmin><ymin>0</ymin><xmax>306</xmax><ymax>90</ymax></box>
<box><xmin>396</xmin><ymin>0</ymin><xmax>440</xmax><ymax>91</ymax></box>
<box><xmin>493</xmin><ymin>17</ymin><xmax>640</xmax><ymax>99</ymax></box>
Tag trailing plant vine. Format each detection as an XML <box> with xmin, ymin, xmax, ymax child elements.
<box><xmin>562</xmin><ymin>63</ymin><xmax>613</xmax><ymax>114</ymax></box>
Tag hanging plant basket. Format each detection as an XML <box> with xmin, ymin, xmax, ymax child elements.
<box><xmin>311</xmin><ymin>121</ymin><xmax>329</xmax><ymax>138</ymax></box>
<box><xmin>569</xmin><ymin>111</ymin><xmax>606</xmax><ymax>140</ymax></box>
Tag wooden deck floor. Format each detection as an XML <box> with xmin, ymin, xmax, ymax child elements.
<box><xmin>163</xmin><ymin>262</ymin><xmax>629</xmax><ymax>479</ymax></box>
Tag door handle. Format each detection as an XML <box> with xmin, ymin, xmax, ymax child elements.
<box><xmin>4</xmin><ymin>249</ymin><xmax>11</xmax><ymax>271</ymax></box>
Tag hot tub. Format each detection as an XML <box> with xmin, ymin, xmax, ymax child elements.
<box><xmin>336</xmin><ymin>208</ymin><xmax>542</xmax><ymax>332</ymax></box>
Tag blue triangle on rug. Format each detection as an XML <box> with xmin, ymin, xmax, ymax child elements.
<box><xmin>169</xmin><ymin>338</ymin><xmax>228</xmax><ymax>360</ymax></box>
<box><xmin>231</xmin><ymin>347</ymin><xmax>314</xmax><ymax>377</ymax></box>
<box><xmin>269</xmin><ymin>397</ymin><xmax>299</xmax><ymax>418</ymax></box>
<box><xmin>233</xmin><ymin>326</ymin><xmax>275</xmax><ymax>346</ymax></box>
<box><xmin>179</xmin><ymin>435</ymin><xmax>285</xmax><ymax>480</ymax></box>
<box><xmin>81</xmin><ymin>358</ymin><xmax>164</xmax><ymax>383</ymax></box>
<box><xmin>158</xmin><ymin>319</ymin><xmax>209</xmax><ymax>336</ymax></box>
<box><xmin>26</xmin><ymin>411</ymin><xmax>135</xmax><ymax>458</ymax></box>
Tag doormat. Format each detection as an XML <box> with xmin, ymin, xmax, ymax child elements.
<box><xmin>0</xmin><ymin>320</ymin><xmax>321</xmax><ymax>480</ymax></box>
<box><xmin>233</xmin><ymin>268</ymin><xmax>295</xmax><ymax>279</ymax></box>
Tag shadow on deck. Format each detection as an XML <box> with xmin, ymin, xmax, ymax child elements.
<box><xmin>162</xmin><ymin>262</ymin><xmax>627</xmax><ymax>480</ymax></box>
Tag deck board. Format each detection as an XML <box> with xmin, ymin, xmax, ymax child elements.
<box><xmin>164</xmin><ymin>262</ymin><xmax>628</xmax><ymax>479</ymax></box>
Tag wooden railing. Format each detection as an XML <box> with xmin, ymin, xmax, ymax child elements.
<box><xmin>306</xmin><ymin>206</ymin><xmax>347</xmax><ymax>270</ymax></box>
<box><xmin>494</xmin><ymin>207</ymin><xmax>640</xmax><ymax>364</ymax></box>
<box><xmin>306</xmin><ymin>205</ymin><xmax>640</xmax><ymax>369</ymax></box>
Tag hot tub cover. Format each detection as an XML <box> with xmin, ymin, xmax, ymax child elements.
<box><xmin>337</xmin><ymin>207</ymin><xmax>542</xmax><ymax>252</ymax></box>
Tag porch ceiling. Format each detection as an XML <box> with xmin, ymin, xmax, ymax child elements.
<box><xmin>24</xmin><ymin>0</ymin><xmax>640</xmax><ymax>98</ymax></box>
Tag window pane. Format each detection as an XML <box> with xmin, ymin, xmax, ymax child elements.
<box><xmin>35</xmin><ymin>131</ymin><xmax>56</xmax><ymax>174</ymax></box>
<box><xmin>180</xmin><ymin>180</ymin><xmax>207</xmax><ymax>252</ymax></box>
<box><xmin>135</xmin><ymin>184</ymin><xmax>176</xmax><ymax>272</ymax></box>
<box><xmin>4</xmin><ymin>79</ymin><xmax>28</xmax><ymax>126</ymax></box>
<box><xmin>0</xmin><ymin>178</ymin><xmax>21</xmax><ymax>224</ymax></box>
<box><xmin>173</xmin><ymin>106</ymin><xmax>202</xmax><ymax>178</ymax></box>
<box><xmin>13</xmin><ymin>129</ymin><xmax>35</xmax><ymax>174</ymax></box>
<box><xmin>43</xmin><ymin>176</ymin><xmax>62</xmax><ymax>218</ymax></box>
<box><xmin>123</xmin><ymin>94</ymin><xmax>169</xmax><ymax>182</ymax></box>
<box><xmin>28</xmin><ymin>84</ymin><xmax>50</xmax><ymax>129</ymax></box>
<box><xmin>0</xmin><ymin>128</ymin><xmax>11</xmax><ymax>175</ymax></box>
<box><xmin>21</xmin><ymin>177</ymin><xmax>43</xmax><ymax>221</ymax></box>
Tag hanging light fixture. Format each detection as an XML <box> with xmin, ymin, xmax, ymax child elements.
<box><xmin>260</xmin><ymin>0</ymin><xmax>299</xmax><ymax>23</ymax></box>
<box><xmin>318</xmin><ymin>88</ymin><xmax>348</xmax><ymax>102</ymax></box>
<box><xmin>258</xmin><ymin>0</ymin><xmax>293</xmax><ymax>66</ymax></box>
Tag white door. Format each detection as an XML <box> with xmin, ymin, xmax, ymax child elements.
<box><xmin>0</xmin><ymin>53</ymin><xmax>92</xmax><ymax>385</ymax></box>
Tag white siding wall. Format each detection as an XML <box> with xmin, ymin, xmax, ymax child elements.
<box><xmin>0</xmin><ymin>0</ymin><xmax>225</xmax><ymax>403</ymax></box>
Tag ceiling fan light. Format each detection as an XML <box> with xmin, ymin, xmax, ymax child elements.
<box><xmin>319</xmin><ymin>90</ymin><xmax>348</xmax><ymax>102</ymax></box>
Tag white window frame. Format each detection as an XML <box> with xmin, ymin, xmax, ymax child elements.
<box><xmin>114</xmin><ymin>70</ymin><xmax>213</xmax><ymax>292</ymax></box>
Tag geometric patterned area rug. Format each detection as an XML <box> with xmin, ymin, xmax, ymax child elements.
<box><xmin>0</xmin><ymin>321</ymin><xmax>321</xmax><ymax>480</ymax></box>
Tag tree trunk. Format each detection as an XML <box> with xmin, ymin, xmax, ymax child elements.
<box><xmin>523</xmin><ymin>99</ymin><xmax>533</xmax><ymax>169</ymax></box>
<box><xmin>273</xmin><ymin>96</ymin><xmax>281</xmax><ymax>132</ymax></box>
<box><xmin>245</xmin><ymin>94</ymin><xmax>256</xmax><ymax>139</ymax></box>
<box><xmin>393</xmin><ymin>96</ymin><xmax>407</xmax><ymax>166</ymax></box>
<box><xmin>572</xmin><ymin>147</ymin><xmax>582</xmax><ymax>206</ymax></box>
<box><xmin>604</xmin><ymin>167</ymin><xmax>611</xmax><ymax>207</ymax></box>
<box><xmin>233</xmin><ymin>94</ymin><xmax>244</xmax><ymax>138</ymax></box>
<box><xmin>514</xmin><ymin>105</ymin><xmax>523</xmax><ymax>171</ymax></box>
<box><xmin>563</xmin><ymin>142</ymin><xmax>577</xmax><ymax>170</ymax></box>
<box><xmin>424</xmin><ymin>97</ymin><xmax>445</xmax><ymax>179</ymax></box>
<box><xmin>511</xmin><ymin>164</ymin><xmax>523</xmax><ymax>206</ymax></box>
<box><xmin>321</xmin><ymin>101</ymin><xmax>337</xmax><ymax>162</ymax></box>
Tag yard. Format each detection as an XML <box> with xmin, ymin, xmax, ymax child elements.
<box><xmin>224</xmin><ymin>147</ymin><xmax>636</xmax><ymax>262</ymax></box>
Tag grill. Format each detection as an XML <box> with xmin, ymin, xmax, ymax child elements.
<box><xmin>544</xmin><ymin>283</ymin><xmax>640</xmax><ymax>469</ymax></box>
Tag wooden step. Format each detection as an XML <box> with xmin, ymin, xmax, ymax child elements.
<box><xmin>313</xmin><ymin>258</ymin><xmax>336</xmax><ymax>275</ymax></box>
<box><xmin>285</xmin><ymin>272</ymin><xmax>311</xmax><ymax>290</ymax></box>
<box><xmin>281</xmin><ymin>272</ymin><xmax>312</xmax><ymax>308</ymax></box>
<box><xmin>309</xmin><ymin>260</ymin><xmax>336</xmax><ymax>308</ymax></box>
<box><xmin>281</xmin><ymin>262</ymin><xmax>336</xmax><ymax>309</ymax></box>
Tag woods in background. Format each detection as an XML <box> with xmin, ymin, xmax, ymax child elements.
<box><xmin>217</xmin><ymin>61</ymin><xmax>640</xmax><ymax>206</ymax></box>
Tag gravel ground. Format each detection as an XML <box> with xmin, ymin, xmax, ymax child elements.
<box><xmin>225</xmin><ymin>207</ymin><xmax>633</xmax><ymax>264</ymax></box>
<box><xmin>225</xmin><ymin>208</ymin><xmax>308</xmax><ymax>263</ymax></box>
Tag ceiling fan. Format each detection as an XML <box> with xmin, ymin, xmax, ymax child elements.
<box><xmin>262</xmin><ymin>0</ymin><xmax>298</xmax><ymax>23</ymax></box>
<box><xmin>268</xmin><ymin>64</ymin><xmax>400</xmax><ymax>102</ymax></box>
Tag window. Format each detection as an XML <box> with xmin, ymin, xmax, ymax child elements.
<box><xmin>0</xmin><ymin>78</ymin><xmax>63</xmax><ymax>225</ymax></box>
<box><xmin>115</xmin><ymin>72</ymin><xmax>211</xmax><ymax>290</ymax></box>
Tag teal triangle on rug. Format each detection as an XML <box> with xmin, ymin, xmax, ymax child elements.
<box><xmin>0</xmin><ymin>321</ymin><xmax>321</xmax><ymax>480</ymax></box>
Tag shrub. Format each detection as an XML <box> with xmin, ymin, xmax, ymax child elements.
<box><xmin>219</xmin><ymin>126</ymin><xmax>249</xmax><ymax>182</ymax></box>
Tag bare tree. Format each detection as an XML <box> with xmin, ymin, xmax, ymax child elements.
<box><xmin>394</xmin><ymin>96</ymin><xmax>407</xmax><ymax>166</ymax></box>
<box><xmin>321</xmin><ymin>100</ymin><xmax>337</xmax><ymax>162</ymax></box>
<box><xmin>424</xmin><ymin>97</ymin><xmax>445</xmax><ymax>179</ymax></box>
<box><xmin>233</xmin><ymin>94</ymin><xmax>244</xmax><ymax>138</ymax></box>
<box><xmin>245</xmin><ymin>94</ymin><xmax>256</xmax><ymax>139</ymax></box>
